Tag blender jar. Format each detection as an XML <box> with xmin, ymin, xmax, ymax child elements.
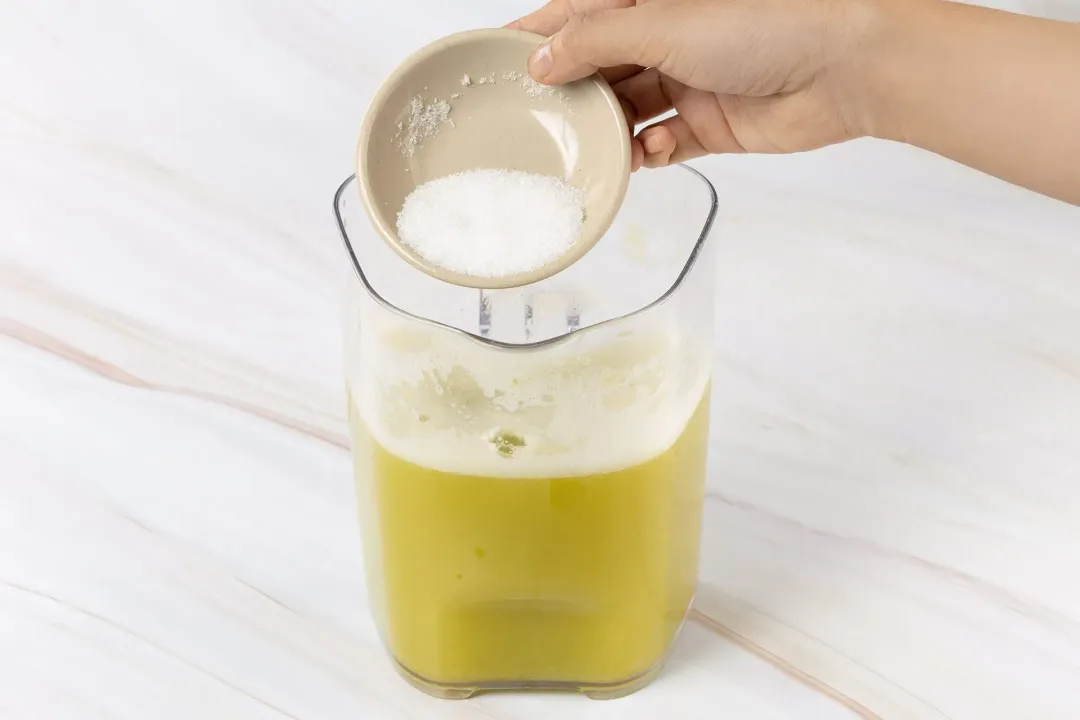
<box><xmin>334</xmin><ymin>165</ymin><xmax>719</xmax><ymax>699</ymax></box>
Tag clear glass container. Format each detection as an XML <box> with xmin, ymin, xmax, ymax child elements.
<box><xmin>334</xmin><ymin>165</ymin><xmax>719</xmax><ymax>699</ymax></box>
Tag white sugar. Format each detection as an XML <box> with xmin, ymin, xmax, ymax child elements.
<box><xmin>521</xmin><ymin>75</ymin><xmax>554</xmax><ymax>98</ymax></box>
<box><xmin>396</xmin><ymin>169</ymin><xmax>585</xmax><ymax>278</ymax></box>
<box><xmin>398</xmin><ymin>95</ymin><xmax>452</xmax><ymax>157</ymax></box>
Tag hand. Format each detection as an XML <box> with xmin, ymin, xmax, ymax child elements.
<box><xmin>509</xmin><ymin>0</ymin><xmax>881</xmax><ymax>170</ymax></box>
<box><xmin>509</xmin><ymin>0</ymin><xmax>1080</xmax><ymax>205</ymax></box>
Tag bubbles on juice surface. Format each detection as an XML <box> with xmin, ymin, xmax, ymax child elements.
<box><xmin>485</xmin><ymin>428</ymin><xmax>527</xmax><ymax>458</ymax></box>
<box><xmin>350</xmin><ymin>313</ymin><xmax>710</xmax><ymax>478</ymax></box>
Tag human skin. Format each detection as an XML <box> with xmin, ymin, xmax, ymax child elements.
<box><xmin>510</xmin><ymin>0</ymin><xmax>1080</xmax><ymax>205</ymax></box>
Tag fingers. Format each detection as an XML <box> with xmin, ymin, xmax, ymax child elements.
<box><xmin>510</xmin><ymin>1</ymin><xmax>643</xmax><ymax>86</ymax></box>
<box><xmin>599</xmin><ymin>64</ymin><xmax>643</xmax><ymax>86</ymax></box>
<box><xmin>613</xmin><ymin>68</ymin><xmax>675</xmax><ymax>127</ymax></box>
<box><xmin>528</xmin><ymin>5</ymin><xmax>667</xmax><ymax>85</ymax></box>
<box><xmin>639</xmin><ymin>115</ymin><xmax>734</xmax><ymax>169</ymax></box>
<box><xmin>637</xmin><ymin>119</ymin><xmax>699</xmax><ymax>168</ymax></box>
<box><xmin>506</xmin><ymin>0</ymin><xmax>572</xmax><ymax>35</ymax></box>
<box><xmin>507</xmin><ymin>0</ymin><xmax>633</xmax><ymax>36</ymax></box>
<box><xmin>631</xmin><ymin>136</ymin><xmax>645</xmax><ymax>172</ymax></box>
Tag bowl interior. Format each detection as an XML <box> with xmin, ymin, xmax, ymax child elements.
<box><xmin>357</xmin><ymin>28</ymin><xmax>631</xmax><ymax>289</ymax></box>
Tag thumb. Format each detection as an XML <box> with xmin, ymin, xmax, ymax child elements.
<box><xmin>528</xmin><ymin>5</ymin><xmax>666</xmax><ymax>85</ymax></box>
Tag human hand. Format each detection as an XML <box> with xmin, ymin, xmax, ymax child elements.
<box><xmin>509</xmin><ymin>0</ymin><xmax>882</xmax><ymax>170</ymax></box>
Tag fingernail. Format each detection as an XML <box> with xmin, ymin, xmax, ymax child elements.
<box><xmin>529</xmin><ymin>41</ymin><xmax>553</xmax><ymax>79</ymax></box>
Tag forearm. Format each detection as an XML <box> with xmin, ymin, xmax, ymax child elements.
<box><xmin>861</xmin><ymin>0</ymin><xmax>1080</xmax><ymax>205</ymax></box>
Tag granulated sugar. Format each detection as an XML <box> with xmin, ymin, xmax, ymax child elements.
<box><xmin>521</xmin><ymin>75</ymin><xmax>555</xmax><ymax>99</ymax></box>
<box><xmin>399</xmin><ymin>96</ymin><xmax>452</xmax><ymax>157</ymax></box>
<box><xmin>396</xmin><ymin>169</ymin><xmax>585</xmax><ymax>278</ymax></box>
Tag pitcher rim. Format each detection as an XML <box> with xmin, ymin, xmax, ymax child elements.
<box><xmin>333</xmin><ymin>164</ymin><xmax>718</xmax><ymax>351</ymax></box>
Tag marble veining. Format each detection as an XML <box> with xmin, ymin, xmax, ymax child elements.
<box><xmin>3</xmin><ymin>1</ymin><xmax>1080</xmax><ymax>718</ymax></box>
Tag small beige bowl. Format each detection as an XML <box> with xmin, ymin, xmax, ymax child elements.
<box><xmin>357</xmin><ymin>28</ymin><xmax>631</xmax><ymax>289</ymax></box>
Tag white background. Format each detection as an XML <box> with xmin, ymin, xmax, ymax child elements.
<box><xmin>2</xmin><ymin>1</ymin><xmax>1079</xmax><ymax>717</ymax></box>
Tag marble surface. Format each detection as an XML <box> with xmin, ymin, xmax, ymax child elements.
<box><xmin>3</xmin><ymin>1</ymin><xmax>1080</xmax><ymax>718</ymax></box>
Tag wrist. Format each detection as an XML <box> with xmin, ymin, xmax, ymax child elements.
<box><xmin>830</xmin><ymin>0</ymin><xmax>945</xmax><ymax>143</ymax></box>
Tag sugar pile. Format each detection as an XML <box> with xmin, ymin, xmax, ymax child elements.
<box><xmin>396</xmin><ymin>169</ymin><xmax>585</xmax><ymax>278</ymax></box>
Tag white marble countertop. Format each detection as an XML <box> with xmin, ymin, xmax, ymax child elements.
<box><xmin>3</xmin><ymin>1</ymin><xmax>1080</xmax><ymax>718</ymax></box>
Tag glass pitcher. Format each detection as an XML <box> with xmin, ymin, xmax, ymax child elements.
<box><xmin>334</xmin><ymin>164</ymin><xmax>719</xmax><ymax>699</ymax></box>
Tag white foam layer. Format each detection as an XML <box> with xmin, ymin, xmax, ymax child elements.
<box><xmin>346</xmin><ymin>307</ymin><xmax>711</xmax><ymax>478</ymax></box>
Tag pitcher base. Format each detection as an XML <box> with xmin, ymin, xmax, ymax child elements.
<box><xmin>391</xmin><ymin>652</ymin><xmax>671</xmax><ymax>700</ymax></box>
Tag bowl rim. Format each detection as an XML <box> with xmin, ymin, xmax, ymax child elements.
<box><xmin>334</xmin><ymin>164</ymin><xmax>719</xmax><ymax>352</ymax></box>
<box><xmin>355</xmin><ymin>27</ymin><xmax>632</xmax><ymax>290</ymax></box>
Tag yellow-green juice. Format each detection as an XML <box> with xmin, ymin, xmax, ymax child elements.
<box><xmin>348</xmin><ymin>389</ymin><xmax>710</xmax><ymax>689</ymax></box>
